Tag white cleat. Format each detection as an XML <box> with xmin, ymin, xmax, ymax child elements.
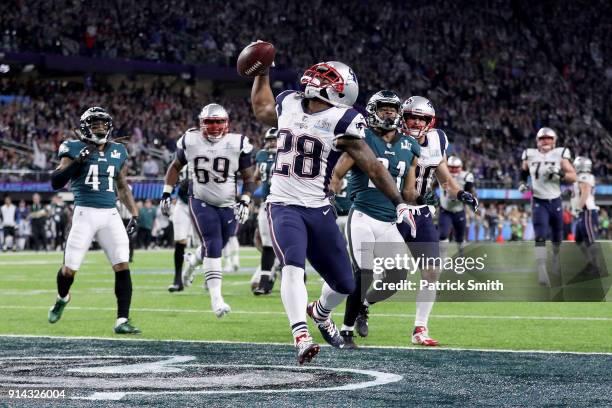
<box><xmin>181</xmin><ymin>252</ymin><xmax>198</xmax><ymax>288</ymax></box>
<box><xmin>212</xmin><ymin>300</ymin><xmax>231</xmax><ymax>318</ymax></box>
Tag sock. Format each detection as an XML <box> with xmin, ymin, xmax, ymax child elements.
<box><xmin>415</xmin><ymin>280</ymin><xmax>436</xmax><ymax>327</ymax></box>
<box><xmin>315</xmin><ymin>282</ymin><xmax>346</xmax><ymax>320</ymax></box>
<box><xmin>173</xmin><ymin>242</ymin><xmax>186</xmax><ymax>285</ymax></box>
<box><xmin>115</xmin><ymin>269</ymin><xmax>132</xmax><ymax>319</ymax></box>
<box><xmin>534</xmin><ymin>244</ymin><xmax>549</xmax><ymax>284</ymax></box>
<box><xmin>260</xmin><ymin>246</ymin><xmax>275</xmax><ymax>277</ymax></box>
<box><xmin>203</xmin><ymin>258</ymin><xmax>223</xmax><ymax>304</ymax></box>
<box><xmin>229</xmin><ymin>236</ymin><xmax>240</xmax><ymax>270</ymax></box>
<box><xmin>57</xmin><ymin>268</ymin><xmax>74</xmax><ymax>299</ymax></box>
<box><xmin>341</xmin><ymin>324</ymin><xmax>354</xmax><ymax>332</ymax></box>
<box><xmin>343</xmin><ymin>268</ymin><xmax>371</xmax><ymax>327</ymax></box>
<box><xmin>281</xmin><ymin>265</ymin><xmax>309</xmax><ymax>337</ymax></box>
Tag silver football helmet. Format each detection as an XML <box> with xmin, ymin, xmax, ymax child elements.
<box><xmin>78</xmin><ymin>107</ymin><xmax>113</xmax><ymax>145</ymax></box>
<box><xmin>199</xmin><ymin>103</ymin><xmax>229</xmax><ymax>142</ymax></box>
<box><xmin>264</xmin><ymin>127</ymin><xmax>279</xmax><ymax>140</ymax></box>
<box><xmin>573</xmin><ymin>156</ymin><xmax>592</xmax><ymax>173</ymax></box>
<box><xmin>300</xmin><ymin>61</ymin><xmax>359</xmax><ymax>108</ymax></box>
<box><xmin>401</xmin><ymin>96</ymin><xmax>436</xmax><ymax>138</ymax></box>
<box><xmin>536</xmin><ymin>127</ymin><xmax>557</xmax><ymax>152</ymax></box>
<box><xmin>365</xmin><ymin>90</ymin><xmax>402</xmax><ymax>130</ymax></box>
<box><xmin>447</xmin><ymin>155</ymin><xmax>463</xmax><ymax>170</ymax></box>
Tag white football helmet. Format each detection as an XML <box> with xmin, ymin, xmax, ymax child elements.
<box><xmin>78</xmin><ymin>107</ymin><xmax>113</xmax><ymax>145</ymax></box>
<box><xmin>401</xmin><ymin>96</ymin><xmax>436</xmax><ymax>138</ymax></box>
<box><xmin>447</xmin><ymin>155</ymin><xmax>463</xmax><ymax>174</ymax></box>
<box><xmin>300</xmin><ymin>61</ymin><xmax>358</xmax><ymax>108</ymax></box>
<box><xmin>199</xmin><ymin>103</ymin><xmax>229</xmax><ymax>142</ymax></box>
<box><xmin>365</xmin><ymin>90</ymin><xmax>402</xmax><ymax>130</ymax></box>
<box><xmin>573</xmin><ymin>156</ymin><xmax>592</xmax><ymax>173</ymax></box>
<box><xmin>536</xmin><ymin>127</ymin><xmax>556</xmax><ymax>152</ymax></box>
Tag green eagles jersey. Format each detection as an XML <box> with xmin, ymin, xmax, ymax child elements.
<box><xmin>348</xmin><ymin>128</ymin><xmax>421</xmax><ymax>222</ymax></box>
<box><xmin>255</xmin><ymin>149</ymin><xmax>276</xmax><ymax>200</ymax></box>
<box><xmin>333</xmin><ymin>175</ymin><xmax>352</xmax><ymax>216</ymax></box>
<box><xmin>57</xmin><ymin>140</ymin><xmax>128</xmax><ymax>209</ymax></box>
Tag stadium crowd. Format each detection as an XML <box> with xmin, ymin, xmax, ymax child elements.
<box><xmin>1</xmin><ymin>0</ymin><xmax>611</xmax><ymax>187</ymax></box>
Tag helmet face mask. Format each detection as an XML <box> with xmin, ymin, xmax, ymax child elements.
<box><xmin>366</xmin><ymin>90</ymin><xmax>402</xmax><ymax>131</ymax></box>
<box><xmin>199</xmin><ymin>103</ymin><xmax>229</xmax><ymax>142</ymax></box>
<box><xmin>300</xmin><ymin>61</ymin><xmax>358</xmax><ymax>108</ymax></box>
<box><xmin>401</xmin><ymin>96</ymin><xmax>436</xmax><ymax>139</ymax></box>
<box><xmin>79</xmin><ymin>107</ymin><xmax>113</xmax><ymax>145</ymax></box>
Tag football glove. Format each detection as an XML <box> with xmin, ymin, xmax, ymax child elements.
<box><xmin>126</xmin><ymin>216</ymin><xmax>138</xmax><ymax>237</ymax></box>
<box><xmin>457</xmin><ymin>190</ymin><xmax>479</xmax><ymax>212</ymax></box>
<box><xmin>396</xmin><ymin>203</ymin><xmax>417</xmax><ymax>238</ymax></box>
<box><xmin>561</xmin><ymin>189</ymin><xmax>573</xmax><ymax>200</ymax></box>
<box><xmin>417</xmin><ymin>191</ymin><xmax>440</xmax><ymax>206</ymax></box>
<box><xmin>570</xmin><ymin>207</ymin><xmax>582</xmax><ymax>218</ymax></box>
<box><xmin>518</xmin><ymin>183</ymin><xmax>529</xmax><ymax>193</ymax></box>
<box><xmin>75</xmin><ymin>145</ymin><xmax>93</xmax><ymax>164</ymax></box>
<box><xmin>160</xmin><ymin>192</ymin><xmax>172</xmax><ymax>217</ymax></box>
<box><xmin>234</xmin><ymin>195</ymin><xmax>251</xmax><ymax>224</ymax></box>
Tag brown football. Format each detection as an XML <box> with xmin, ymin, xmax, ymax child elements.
<box><xmin>237</xmin><ymin>41</ymin><xmax>276</xmax><ymax>77</ymax></box>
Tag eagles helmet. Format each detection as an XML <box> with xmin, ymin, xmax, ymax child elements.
<box><xmin>365</xmin><ymin>90</ymin><xmax>402</xmax><ymax>130</ymax></box>
<box><xmin>264</xmin><ymin>127</ymin><xmax>279</xmax><ymax>140</ymax></box>
<box><xmin>401</xmin><ymin>96</ymin><xmax>436</xmax><ymax>139</ymax></box>
<box><xmin>536</xmin><ymin>127</ymin><xmax>557</xmax><ymax>152</ymax></box>
<box><xmin>78</xmin><ymin>107</ymin><xmax>113</xmax><ymax>145</ymax></box>
<box><xmin>447</xmin><ymin>155</ymin><xmax>463</xmax><ymax>174</ymax></box>
<box><xmin>300</xmin><ymin>61</ymin><xmax>359</xmax><ymax>108</ymax></box>
<box><xmin>199</xmin><ymin>103</ymin><xmax>229</xmax><ymax>142</ymax></box>
<box><xmin>573</xmin><ymin>156</ymin><xmax>592</xmax><ymax>173</ymax></box>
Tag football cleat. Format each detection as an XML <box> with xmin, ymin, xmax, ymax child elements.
<box><xmin>167</xmin><ymin>284</ymin><xmax>183</xmax><ymax>293</ymax></box>
<box><xmin>340</xmin><ymin>330</ymin><xmax>358</xmax><ymax>349</ymax></box>
<box><xmin>114</xmin><ymin>320</ymin><xmax>141</xmax><ymax>335</ymax></box>
<box><xmin>411</xmin><ymin>326</ymin><xmax>439</xmax><ymax>346</ymax></box>
<box><xmin>306</xmin><ymin>301</ymin><xmax>344</xmax><ymax>348</ymax></box>
<box><xmin>355</xmin><ymin>305</ymin><xmax>369</xmax><ymax>337</ymax></box>
<box><xmin>181</xmin><ymin>252</ymin><xmax>198</xmax><ymax>288</ymax></box>
<box><xmin>295</xmin><ymin>332</ymin><xmax>320</xmax><ymax>365</ymax></box>
<box><xmin>212</xmin><ymin>299</ymin><xmax>231</xmax><ymax>318</ymax></box>
<box><xmin>253</xmin><ymin>274</ymin><xmax>274</xmax><ymax>296</ymax></box>
<box><xmin>48</xmin><ymin>295</ymin><xmax>70</xmax><ymax>324</ymax></box>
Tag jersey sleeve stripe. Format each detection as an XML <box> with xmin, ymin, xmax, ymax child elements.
<box><xmin>333</xmin><ymin>108</ymin><xmax>359</xmax><ymax>136</ymax></box>
<box><xmin>323</xmin><ymin>149</ymin><xmax>342</xmax><ymax>195</ymax></box>
<box><xmin>437</xmin><ymin>129</ymin><xmax>447</xmax><ymax>154</ymax></box>
<box><xmin>176</xmin><ymin>148</ymin><xmax>187</xmax><ymax>165</ymax></box>
<box><xmin>275</xmin><ymin>90</ymin><xmax>295</xmax><ymax>116</ymax></box>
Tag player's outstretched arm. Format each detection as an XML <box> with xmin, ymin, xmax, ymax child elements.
<box><xmin>330</xmin><ymin>153</ymin><xmax>354</xmax><ymax>194</ymax></box>
<box><xmin>251</xmin><ymin>74</ymin><xmax>277</xmax><ymax>127</ymax></box>
<box><xmin>560</xmin><ymin>158</ymin><xmax>577</xmax><ymax>183</ymax></box>
<box><xmin>437</xmin><ymin>156</ymin><xmax>478</xmax><ymax>211</ymax></box>
<box><xmin>337</xmin><ymin>137</ymin><xmax>403</xmax><ymax>206</ymax></box>
<box><xmin>116</xmin><ymin>166</ymin><xmax>138</xmax><ymax>218</ymax></box>
<box><xmin>163</xmin><ymin>158</ymin><xmax>184</xmax><ymax>189</ymax></box>
<box><xmin>402</xmin><ymin>156</ymin><xmax>418</xmax><ymax>204</ymax></box>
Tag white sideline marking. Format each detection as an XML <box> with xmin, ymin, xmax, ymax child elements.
<box><xmin>1</xmin><ymin>334</ymin><xmax>611</xmax><ymax>356</ymax></box>
<box><xmin>0</xmin><ymin>304</ymin><xmax>610</xmax><ymax>322</ymax></box>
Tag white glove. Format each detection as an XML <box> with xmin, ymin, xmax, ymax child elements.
<box><xmin>518</xmin><ymin>183</ymin><xmax>529</xmax><ymax>193</ymax></box>
<box><xmin>234</xmin><ymin>195</ymin><xmax>251</xmax><ymax>224</ymax></box>
<box><xmin>396</xmin><ymin>203</ymin><xmax>417</xmax><ymax>238</ymax></box>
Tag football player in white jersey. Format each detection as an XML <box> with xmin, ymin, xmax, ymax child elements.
<box><xmin>395</xmin><ymin>96</ymin><xmax>478</xmax><ymax>346</ymax></box>
<box><xmin>518</xmin><ymin>127</ymin><xmax>576</xmax><ymax>285</ymax></box>
<box><xmin>251</xmin><ymin>60</ymin><xmax>417</xmax><ymax>364</ymax></box>
<box><xmin>160</xmin><ymin>103</ymin><xmax>256</xmax><ymax>317</ymax></box>
<box><xmin>439</xmin><ymin>156</ymin><xmax>476</xmax><ymax>258</ymax></box>
<box><xmin>571</xmin><ymin>156</ymin><xmax>600</xmax><ymax>275</ymax></box>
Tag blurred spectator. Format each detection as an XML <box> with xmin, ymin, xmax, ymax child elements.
<box><xmin>137</xmin><ymin>199</ymin><xmax>156</xmax><ymax>249</ymax></box>
<box><xmin>29</xmin><ymin>193</ymin><xmax>47</xmax><ymax>251</ymax></box>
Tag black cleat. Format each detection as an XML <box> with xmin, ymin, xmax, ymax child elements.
<box><xmin>253</xmin><ymin>274</ymin><xmax>274</xmax><ymax>296</ymax></box>
<box><xmin>355</xmin><ymin>305</ymin><xmax>369</xmax><ymax>337</ymax></box>
<box><xmin>340</xmin><ymin>330</ymin><xmax>358</xmax><ymax>349</ymax></box>
<box><xmin>168</xmin><ymin>284</ymin><xmax>184</xmax><ymax>293</ymax></box>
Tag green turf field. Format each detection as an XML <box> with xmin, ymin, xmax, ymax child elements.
<box><xmin>1</xmin><ymin>245</ymin><xmax>610</xmax><ymax>406</ymax></box>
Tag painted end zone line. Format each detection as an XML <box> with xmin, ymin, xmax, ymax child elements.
<box><xmin>0</xmin><ymin>305</ymin><xmax>610</xmax><ymax>322</ymax></box>
<box><xmin>1</xmin><ymin>334</ymin><xmax>611</xmax><ymax>356</ymax></box>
